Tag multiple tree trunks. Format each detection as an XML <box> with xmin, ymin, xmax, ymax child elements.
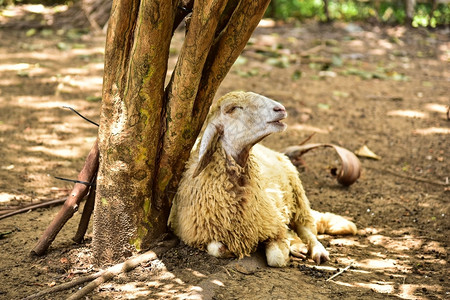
<box><xmin>93</xmin><ymin>0</ymin><xmax>271</xmax><ymax>263</ymax></box>
<box><xmin>32</xmin><ymin>0</ymin><xmax>271</xmax><ymax>264</ymax></box>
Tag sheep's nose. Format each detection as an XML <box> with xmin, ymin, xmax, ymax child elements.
<box><xmin>273</xmin><ymin>105</ymin><xmax>286</xmax><ymax>113</ymax></box>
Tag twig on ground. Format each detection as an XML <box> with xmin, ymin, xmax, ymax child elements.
<box><xmin>22</xmin><ymin>272</ymin><xmax>101</xmax><ymax>300</ymax></box>
<box><xmin>299</xmin><ymin>132</ymin><xmax>316</xmax><ymax>146</ymax></box>
<box><xmin>23</xmin><ymin>238</ymin><xmax>178</xmax><ymax>300</ymax></box>
<box><xmin>0</xmin><ymin>198</ymin><xmax>66</xmax><ymax>220</ymax></box>
<box><xmin>366</xmin><ymin>166</ymin><xmax>448</xmax><ymax>186</ymax></box>
<box><xmin>326</xmin><ymin>262</ymin><xmax>353</xmax><ymax>282</ymax></box>
<box><xmin>222</xmin><ymin>266</ymin><xmax>232</xmax><ymax>278</ymax></box>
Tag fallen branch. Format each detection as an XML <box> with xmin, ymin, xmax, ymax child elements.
<box><xmin>0</xmin><ymin>198</ymin><xmax>66</xmax><ymax>221</ymax></box>
<box><xmin>31</xmin><ymin>139</ymin><xmax>99</xmax><ymax>256</ymax></box>
<box><xmin>73</xmin><ymin>182</ymin><xmax>96</xmax><ymax>243</ymax></box>
<box><xmin>22</xmin><ymin>272</ymin><xmax>101</xmax><ymax>300</ymax></box>
<box><xmin>326</xmin><ymin>262</ymin><xmax>353</xmax><ymax>281</ymax></box>
<box><xmin>24</xmin><ymin>238</ymin><xmax>178</xmax><ymax>300</ymax></box>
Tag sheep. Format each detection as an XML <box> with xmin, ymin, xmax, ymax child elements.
<box><xmin>168</xmin><ymin>91</ymin><xmax>357</xmax><ymax>267</ymax></box>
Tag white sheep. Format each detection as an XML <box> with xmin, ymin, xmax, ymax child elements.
<box><xmin>168</xmin><ymin>91</ymin><xmax>357</xmax><ymax>267</ymax></box>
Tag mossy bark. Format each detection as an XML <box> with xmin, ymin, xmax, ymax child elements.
<box><xmin>93</xmin><ymin>0</ymin><xmax>270</xmax><ymax>264</ymax></box>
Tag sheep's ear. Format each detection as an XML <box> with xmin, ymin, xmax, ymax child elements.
<box><xmin>193</xmin><ymin>122</ymin><xmax>222</xmax><ymax>177</ymax></box>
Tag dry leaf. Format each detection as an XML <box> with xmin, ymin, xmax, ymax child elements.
<box><xmin>284</xmin><ymin>143</ymin><xmax>361</xmax><ymax>186</ymax></box>
<box><xmin>48</xmin><ymin>281</ymin><xmax>56</xmax><ymax>287</ymax></box>
<box><xmin>355</xmin><ymin>145</ymin><xmax>381</xmax><ymax>160</ymax></box>
<box><xmin>60</xmin><ymin>257</ymin><xmax>69</xmax><ymax>264</ymax></box>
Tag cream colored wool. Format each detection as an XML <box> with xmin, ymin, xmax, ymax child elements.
<box><xmin>170</xmin><ymin>143</ymin><xmax>316</xmax><ymax>258</ymax></box>
<box><xmin>168</xmin><ymin>91</ymin><xmax>356</xmax><ymax>264</ymax></box>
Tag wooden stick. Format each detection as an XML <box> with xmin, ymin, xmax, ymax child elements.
<box><xmin>299</xmin><ymin>132</ymin><xmax>316</xmax><ymax>146</ymax></box>
<box><xmin>22</xmin><ymin>272</ymin><xmax>101</xmax><ymax>300</ymax></box>
<box><xmin>68</xmin><ymin>239</ymin><xmax>177</xmax><ymax>299</ymax></box>
<box><xmin>24</xmin><ymin>239</ymin><xmax>178</xmax><ymax>299</ymax></box>
<box><xmin>31</xmin><ymin>139</ymin><xmax>99</xmax><ymax>256</ymax></box>
<box><xmin>0</xmin><ymin>198</ymin><xmax>66</xmax><ymax>220</ymax></box>
<box><xmin>326</xmin><ymin>262</ymin><xmax>353</xmax><ymax>281</ymax></box>
<box><xmin>73</xmin><ymin>183</ymin><xmax>96</xmax><ymax>244</ymax></box>
<box><xmin>366</xmin><ymin>166</ymin><xmax>449</xmax><ymax>186</ymax></box>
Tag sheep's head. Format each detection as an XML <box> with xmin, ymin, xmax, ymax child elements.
<box><xmin>193</xmin><ymin>91</ymin><xmax>287</xmax><ymax>177</ymax></box>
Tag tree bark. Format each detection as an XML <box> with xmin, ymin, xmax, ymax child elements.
<box><xmin>93</xmin><ymin>0</ymin><xmax>176</xmax><ymax>263</ymax></box>
<box><xmin>93</xmin><ymin>0</ymin><xmax>270</xmax><ymax>264</ymax></box>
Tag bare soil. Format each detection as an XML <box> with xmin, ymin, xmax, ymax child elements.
<box><xmin>0</xmin><ymin>20</ymin><xmax>449</xmax><ymax>300</ymax></box>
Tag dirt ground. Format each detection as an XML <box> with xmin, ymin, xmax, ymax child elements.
<box><xmin>0</xmin><ymin>18</ymin><xmax>449</xmax><ymax>300</ymax></box>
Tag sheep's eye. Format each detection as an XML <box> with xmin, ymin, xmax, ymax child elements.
<box><xmin>225</xmin><ymin>106</ymin><xmax>242</xmax><ymax>114</ymax></box>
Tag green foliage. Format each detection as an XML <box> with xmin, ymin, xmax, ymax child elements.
<box><xmin>266</xmin><ymin>0</ymin><xmax>450</xmax><ymax>27</ymax></box>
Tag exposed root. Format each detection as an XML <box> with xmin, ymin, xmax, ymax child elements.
<box><xmin>23</xmin><ymin>238</ymin><xmax>178</xmax><ymax>300</ymax></box>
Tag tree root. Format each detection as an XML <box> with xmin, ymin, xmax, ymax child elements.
<box><xmin>23</xmin><ymin>238</ymin><xmax>178</xmax><ymax>300</ymax></box>
<box><xmin>31</xmin><ymin>139</ymin><xmax>99</xmax><ymax>256</ymax></box>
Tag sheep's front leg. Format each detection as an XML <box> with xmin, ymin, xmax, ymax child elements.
<box><xmin>265</xmin><ymin>238</ymin><xmax>290</xmax><ymax>267</ymax></box>
<box><xmin>296</xmin><ymin>225</ymin><xmax>330</xmax><ymax>264</ymax></box>
<box><xmin>207</xmin><ymin>241</ymin><xmax>234</xmax><ymax>258</ymax></box>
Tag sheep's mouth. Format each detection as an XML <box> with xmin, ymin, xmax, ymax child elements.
<box><xmin>268</xmin><ymin>120</ymin><xmax>285</xmax><ymax>126</ymax></box>
<box><xmin>268</xmin><ymin>116</ymin><xmax>287</xmax><ymax>126</ymax></box>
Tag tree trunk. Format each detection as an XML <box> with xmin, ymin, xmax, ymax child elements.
<box><xmin>405</xmin><ymin>0</ymin><xmax>416</xmax><ymax>25</ymax></box>
<box><xmin>93</xmin><ymin>0</ymin><xmax>270</xmax><ymax>264</ymax></box>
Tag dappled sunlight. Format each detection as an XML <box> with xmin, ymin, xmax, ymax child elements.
<box><xmin>324</xmin><ymin>226</ymin><xmax>448</xmax><ymax>299</ymax></box>
<box><xmin>387</xmin><ymin>110</ymin><xmax>428</xmax><ymax>119</ymax></box>
<box><xmin>15</xmin><ymin>96</ymin><xmax>68</xmax><ymax>108</ymax></box>
<box><xmin>0</xmin><ymin>192</ymin><xmax>20</xmax><ymax>203</ymax></box>
<box><xmin>329</xmin><ymin>237</ymin><xmax>368</xmax><ymax>248</ymax></box>
<box><xmin>355</xmin><ymin>281</ymin><xmax>395</xmax><ymax>294</ymax></box>
<box><xmin>367</xmin><ymin>234</ymin><xmax>423</xmax><ymax>251</ymax></box>
<box><xmin>378</xmin><ymin>39</ymin><xmax>394</xmax><ymax>50</ymax></box>
<box><xmin>358</xmin><ymin>257</ymin><xmax>399</xmax><ymax>270</ymax></box>
<box><xmin>0</xmin><ymin>8</ymin><xmax>448</xmax><ymax>299</ymax></box>
<box><xmin>399</xmin><ymin>284</ymin><xmax>444</xmax><ymax>300</ymax></box>
<box><xmin>91</xmin><ymin>265</ymin><xmax>214</xmax><ymax>300</ymax></box>
<box><xmin>423</xmin><ymin>240</ymin><xmax>446</xmax><ymax>254</ymax></box>
<box><xmin>28</xmin><ymin>145</ymin><xmax>84</xmax><ymax>158</ymax></box>
<box><xmin>56</xmin><ymin>74</ymin><xmax>103</xmax><ymax>89</ymax></box>
<box><xmin>424</xmin><ymin>103</ymin><xmax>448</xmax><ymax>114</ymax></box>
<box><xmin>0</xmin><ymin>122</ymin><xmax>16</xmax><ymax>132</ymax></box>
<box><xmin>288</xmin><ymin>123</ymin><xmax>330</xmax><ymax>134</ymax></box>
<box><xmin>0</xmin><ymin>62</ymin><xmax>34</xmax><ymax>71</ymax></box>
<box><xmin>413</xmin><ymin>127</ymin><xmax>450</xmax><ymax>135</ymax></box>
<box><xmin>332</xmin><ymin>280</ymin><xmax>444</xmax><ymax>300</ymax></box>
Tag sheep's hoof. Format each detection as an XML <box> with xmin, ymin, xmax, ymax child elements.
<box><xmin>266</xmin><ymin>241</ymin><xmax>290</xmax><ymax>267</ymax></box>
<box><xmin>290</xmin><ymin>242</ymin><xmax>308</xmax><ymax>260</ymax></box>
<box><xmin>207</xmin><ymin>241</ymin><xmax>234</xmax><ymax>258</ymax></box>
<box><xmin>310</xmin><ymin>243</ymin><xmax>330</xmax><ymax>265</ymax></box>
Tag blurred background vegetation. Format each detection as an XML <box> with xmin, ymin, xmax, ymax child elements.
<box><xmin>265</xmin><ymin>0</ymin><xmax>449</xmax><ymax>27</ymax></box>
<box><xmin>0</xmin><ymin>0</ymin><xmax>449</xmax><ymax>28</ymax></box>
